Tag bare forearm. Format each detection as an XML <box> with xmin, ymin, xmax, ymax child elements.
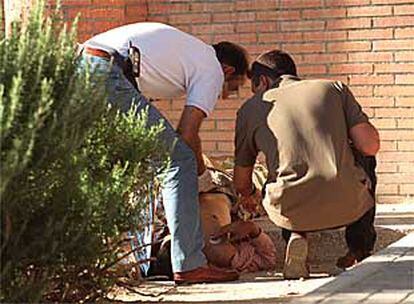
<box><xmin>234</xmin><ymin>165</ymin><xmax>254</xmax><ymax>196</ymax></box>
<box><xmin>179</xmin><ymin>132</ymin><xmax>206</xmax><ymax>175</ymax></box>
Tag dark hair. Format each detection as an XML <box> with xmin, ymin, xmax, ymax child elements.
<box><xmin>212</xmin><ymin>41</ymin><xmax>249</xmax><ymax>76</ymax></box>
<box><xmin>249</xmin><ymin>50</ymin><xmax>297</xmax><ymax>82</ymax></box>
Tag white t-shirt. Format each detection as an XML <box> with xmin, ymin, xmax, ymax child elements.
<box><xmin>85</xmin><ymin>22</ymin><xmax>224</xmax><ymax>116</ymax></box>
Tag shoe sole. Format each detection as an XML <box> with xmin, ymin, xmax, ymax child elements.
<box><xmin>283</xmin><ymin>235</ymin><xmax>309</xmax><ymax>280</ymax></box>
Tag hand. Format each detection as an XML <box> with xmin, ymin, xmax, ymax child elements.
<box><xmin>239</xmin><ymin>187</ymin><xmax>262</xmax><ymax>213</ymax></box>
<box><xmin>211</xmin><ymin>221</ymin><xmax>261</xmax><ymax>243</ymax></box>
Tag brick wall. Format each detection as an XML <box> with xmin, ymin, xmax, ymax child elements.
<box><xmin>5</xmin><ymin>0</ymin><xmax>414</xmax><ymax>204</ymax></box>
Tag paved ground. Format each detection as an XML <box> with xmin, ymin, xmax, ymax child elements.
<box><xmin>110</xmin><ymin>203</ymin><xmax>414</xmax><ymax>304</ymax></box>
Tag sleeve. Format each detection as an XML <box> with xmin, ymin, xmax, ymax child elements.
<box><xmin>230</xmin><ymin>232</ymin><xmax>277</xmax><ymax>272</ymax></box>
<box><xmin>234</xmin><ymin>109</ymin><xmax>258</xmax><ymax>167</ymax></box>
<box><xmin>336</xmin><ymin>82</ymin><xmax>369</xmax><ymax>129</ymax></box>
<box><xmin>185</xmin><ymin>57</ymin><xmax>224</xmax><ymax>117</ymax></box>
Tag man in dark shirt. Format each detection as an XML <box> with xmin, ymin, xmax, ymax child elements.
<box><xmin>233</xmin><ymin>50</ymin><xmax>380</xmax><ymax>279</ymax></box>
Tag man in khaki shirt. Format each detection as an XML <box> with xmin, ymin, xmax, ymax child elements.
<box><xmin>234</xmin><ymin>50</ymin><xmax>380</xmax><ymax>279</ymax></box>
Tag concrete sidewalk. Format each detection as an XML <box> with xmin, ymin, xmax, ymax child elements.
<box><xmin>111</xmin><ymin>203</ymin><xmax>414</xmax><ymax>303</ymax></box>
<box><xmin>293</xmin><ymin>232</ymin><xmax>414</xmax><ymax>304</ymax></box>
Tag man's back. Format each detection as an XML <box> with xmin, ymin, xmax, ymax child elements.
<box><xmin>236</xmin><ymin>75</ymin><xmax>374</xmax><ymax>231</ymax></box>
<box><xmin>85</xmin><ymin>22</ymin><xmax>223</xmax><ymax>115</ymax></box>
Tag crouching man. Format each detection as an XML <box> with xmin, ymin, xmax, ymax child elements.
<box><xmin>233</xmin><ymin>50</ymin><xmax>380</xmax><ymax>279</ymax></box>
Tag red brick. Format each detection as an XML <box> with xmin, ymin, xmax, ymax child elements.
<box><xmin>236</xmin><ymin>0</ymin><xmax>278</xmax><ymax>11</ymax></box>
<box><xmin>298</xmin><ymin>65</ymin><xmax>328</xmax><ymax>75</ymax></box>
<box><xmin>381</xmin><ymin>130</ymin><xmax>414</xmax><ymax>141</ymax></box>
<box><xmin>397</xmin><ymin>119</ymin><xmax>414</xmax><ymax>128</ymax></box>
<box><xmin>377</xmin><ymin>162</ymin><xmax>398</xmax><ymax>173</ymax></box>
<box><xmin>350</xmin><ymin>86</ymin><xmax>374</xmax><ymax>97</ymax></box>
<box><xmin>375</xmin><ymin>63</ymin><xmax>414</xmax><ymax>73</ymax></box>
<box><xmin>169</xmin><ymin>13</ymin><xmax>211</xmax><ymax>24</ymax></box>
<box><xmin>193</xmin><ymin>24</ymin><xmax>235</xmax><ymax>35</ymax></box>
<box><xmin>377</xmin><ymin>195</ymin><xmax>405</xmax><ymax>204</ymax></box>
<box><xmin>217</xmin><ymin>120</ymin><xmax>236</xmax><ymax>130</ymax></box>
<box><xmin>280</xmin><ymin>0</ymin><xmax>323</xmax><ymax>8</ymax></box>
<box><xmin>148</xmin><ymin>3</ymin><xmax>189</xmax><ymax>15</ymax></box>
<box><xmin>372</xmin><ymin>0</ymin><xmax>414</xmax><ymax>4</ymax></box>
<box><xmin>375</xmin><ymin>85</ymin><xmax>414</xmax><ymax>96</ymax></box>
<box><xmin>395</xmin><ymin>51</ymin><xmax>414</xmax><ymax>62</ymax></box>
<box><xmin>327</xmin><ymin>18</ymin><xmax>371</xmax><ymax>30</ymax></box>
<box><xmin>394</xmin><ymin>28</ymin><xmax>414</xmax><ymax>39</ymax></box>
<box><xmin>200</xmin><ymin>131</ymin><xmax>234</xmax><ymax>141</ymax></box>
<box><xmin>213</xmin><ymin>12</ymin><xmax>255</xmax><ymax>23</ymax></box>
<box><xmin>399</xmin><ymin>163</ymin><xmax>414</xmax><ymax>173</ymax></box>
<box><xmin>303</xmin><ymin>53</ymin><xmax>348</xmax><ymax>63</ymax></box>
<box><xmin>237</xmin><ymin>22</ymin><xmax>278</xmax><ymax>33</ymax></box>
<box><xmin>379</xmin><ymin>173</ymin><xmax>414</xmax><ymax>183</ymax></box>
<box><xmin>400</xmin><ymin>184</ymin><xmax>414</xmax><ymax>195</ymax></box>
<box><xmin>282</xmin><ymin>43</ymin><xmax>325</xmax><ymax>54</ymax></box>
<box><xmin>373</xmin><ymin>40</ymin><xmax>414</xmax><ymax>51</ymax></box>
<box><xmin>202</xmin><ymin>141</ymin><xmax>217</xmax><ymax>152</ymax></box>
<box><xmin>281</xmin><ymin>20</ymin><xmax>325</xmax><ymax>32</ymax></box>
<box><xmin>394</xmin><ymin>4</ymin><xmax>414</xmax><ymax>15</ymax></box>
<box><xmin>327</xmin><ymin>41</ymin><xmax>371</xmax><ymax>52</ymax></box>
<box><xmin>191</xmin><ymin>2</ymin><xmax>234</xmax><ymax>12</ymax></box>
<box><xmin>329</xmin><ymin>63</ymin><xmax>373</xmax><ymax>74</ymax></box>
<box><xmin>350</xmin><ymin>75</ymin><xmax>394</xmax><ymax>86</ymax></box>
<box><xmin>348</xmin><ymin>52</ymin><xmax>394</xmax><ymax>63</ymax></box>
<box><xmin>396</xmin><ymin>75</ymin><xmax>414</xmax><ymax>85</ymax></box>
<box><xmin>396</xmin><ymin>97</ymin><xmax>413</xmax><ymax>106</ymax></box>
<box><xmin>217</xmin><ymin>142</ymin><xmax>234</xmax><ymax>152</ymax></box>
<box><xmin>371</xmin><ymin>118</ymin><xmax>397</xmax><ymax>129</ymax></box>
<box><xmin>398</xmin><ymin>141</ymin><xmax>414</xmax><ymax>151</ymax></box>
<box><xmin>378</xmin><ymin>140</ymin><xmax>398</xmax><ymax>151</ymax></box>
<box><xmin>358</xmin><ymin>97</ymin><xmax>394</xmax><ymax>107</ymax></box>
<box><xmin>348</xmin><ymin>29</ymin><xmax>393</xmax><ymax>40</ymax></box>
<box><xmin>377</xmin><ymin>183</ymin><xmax>399</xmax><ymax>194</ymax></box>
<box><xmin>325</xmin><ymin>0</ymin><xmax>370</xmax><ymax>6</ymax></box>
<box><xmin>303</xmin><ymin>31</ymin><xmax>347</xmax><ymax>41</ymax></box>
<box><xmin>258</xmin><ymin>32</ymin><xmax>303</xmax><ymax>43</ymax></box>
<box><xmin>373</xmin><ymin>16</ymin><xmax>414</xmax><ymax>27</ymax></box>
<box><xmin>347</xmin><ymin>6</ymin><xmax>392</xmax><ymax>17</ymax></box>
<box><xmin>256</xmin><ymin>10</ymin><xmax>301</xmax><ymax>21</ymax></box>
<box><xmin>210</xmin><ymin>109</ymin><xmax>238</xmax><ymax>120</ymax></box>
<box><xmin>376</xmin><ymin>108</ymin><xmax>414</xmax><ymax>118</ymax></box>
<box><xmin>302</xmin><ymin>8</ymin><xmax>346</xmax><ymax>19</ymax></box>
<box><xmin>378</xmin><ymin>152</ymin><xmax>414</xmax><ymax>162</ymax></box>
<box><xmin>200</xmin><ymin>120</ymin><xmax>216</xmax><ymax>131</ymax></box>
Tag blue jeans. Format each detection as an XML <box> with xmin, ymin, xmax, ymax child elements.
<box><xmin>80</xmin><ymin>55</ymin><xmax>206</xmax><ymax>272</ymax></box>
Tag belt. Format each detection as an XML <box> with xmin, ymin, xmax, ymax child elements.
<box><xmin>84</xmin><ymin>47</ymin><xmax>112</xmax><ymax>60</ymax></box>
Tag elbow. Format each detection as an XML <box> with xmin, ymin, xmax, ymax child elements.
<box><xmin>359</xmin><ymin>136</ymin><xmax>380</xmax><ymax>156</ymax></box>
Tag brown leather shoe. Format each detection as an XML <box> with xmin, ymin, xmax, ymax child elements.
<box><xmin>174</xmin><ymin>265</ymin><xmax>239</xmax><ymax>285</ymax></box>
<box><xmin>336</xmin><ymin>251</ymin><xmax>371</xmax><ymax>269</ymax></box>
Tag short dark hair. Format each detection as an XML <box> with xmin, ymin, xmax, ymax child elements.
<box><xmin>249</xmin><ymin>50</ymin><xmax>297</xmax><ymax>81</ymax></box>
<box><xmin>212</xmin><ymin>41</ymin><xmax>249</xmax><ymax>76</ymax></box>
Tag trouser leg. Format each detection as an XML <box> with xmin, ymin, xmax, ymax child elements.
<box><xmin>102</xmin><ymin>60</ymin><xmax>206</xmax><ymax>273</ymax></box>
<box><xmin>345</xmin><ymin>151</ymin><xmax>377</xmax><ymax>257</ymax></box>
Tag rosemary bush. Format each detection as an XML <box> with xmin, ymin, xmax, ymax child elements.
<box><xmin>0</xmin><ymin>2</ymin><xmax>167</xmax><ymax>302</ymax></box>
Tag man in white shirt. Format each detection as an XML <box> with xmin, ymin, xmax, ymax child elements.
<box><xmin>81</xmin><ymin>22</ymin><xmax>249</xmax><ymax>284</ymax></box>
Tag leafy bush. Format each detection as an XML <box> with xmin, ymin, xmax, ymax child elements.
<box><xmin>0</xmin><ymin>1</ymin><xmax>167</xmax><ymax>302</ymax></box>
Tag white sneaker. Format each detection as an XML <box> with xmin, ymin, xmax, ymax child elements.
<box><xmin>283</xmin><ymin>232</ymin><xmax>309</xmax><ymax>279</ymax></box>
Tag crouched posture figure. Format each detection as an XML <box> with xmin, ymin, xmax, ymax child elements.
<box><xmin>234</xmin><ymin>50</ymin><xmax>380</xmax><ymax>279</ymax></box>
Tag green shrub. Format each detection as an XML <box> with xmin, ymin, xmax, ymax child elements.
<box><xmin>0</xmin><ymin>1</ymin><xmax>167</xmax><ymax>302</ymax></box>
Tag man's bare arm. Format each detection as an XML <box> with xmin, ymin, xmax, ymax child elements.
<box><xmin>349</xmin><ymin>122</ymin><xmax>380</xmax><ymax>156</ymax></box>
<box><xmin>234</xmin><ymin>165</ymin><xmax>254</xmax><ymax>196</ymax></box>
<box><xmin>177</xmin><ymin>106</ymin><xmax>206</xmax><ymax>175</ymax></box>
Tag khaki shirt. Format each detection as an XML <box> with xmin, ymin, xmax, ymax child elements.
<box><xmin>235</xmin><ymin>75</ymin><xmax>374</xmax><ymax>231</ymax></box>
